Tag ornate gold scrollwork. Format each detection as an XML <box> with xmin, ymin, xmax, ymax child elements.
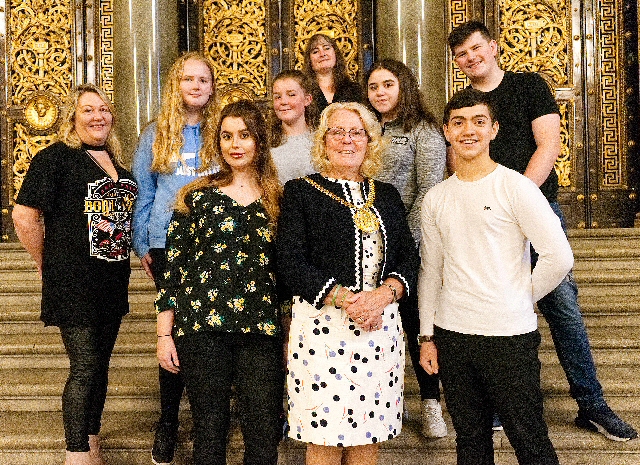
<box><xmin>599</xmin><ymin>0</ymin><xmax>624</xmax><ymax>188</ymax></box>
<box><xmin>202</xmin><ymin>0</ymin><xmax>269</xmax><ymax>101</ymax></box>
<box><xmin>9</xmin><ymin>0</ymin><xmax>73</xmax><ymax>103</ymax></box>
<box><xmin>556</xmin><ymin>101</ymin><xmax>573</xmax><ymax>187</ymax></box>
<box><xmin>8</xmin><ymin>0</ymin><xmax>74</xmax><ymax>199</ymax></box>
<box><xmin>12</xmin><ymin>124</ymin><xmax>57</xmax><ymax>197</ymax></box>
<box><xmin>498</xmin><ymin>0</ymin><xmax>570</xmax><ymax>86</ymax></box>
<box><xmin>292</xmin><ymin>0</ymin><xmax>359</xmax><ymax>79</ymax></box>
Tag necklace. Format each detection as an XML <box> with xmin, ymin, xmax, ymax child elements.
<box><xmin>304</xmin><ymin>177</ymin><xmax>380</xmax><ymax>233</ymax></box>
<box><xmin>82</xmin><ymin>142</ymin><xmax>108</xmax><ymax>151</ymax></box>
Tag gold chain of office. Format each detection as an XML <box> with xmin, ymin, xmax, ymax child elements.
<box><xmin>303</xmin><ymin>177</ymin><xmax>380</xmax><ymax>233</ymax></box>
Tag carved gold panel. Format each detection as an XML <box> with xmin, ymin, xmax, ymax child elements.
<box><xmin>556</xmin><ymin>100</ymin><xmax>574</xmax><ymax>187</ymax></box>
<box><xmin>598</xmin><ymin>0</ymin><xmax>625</xmax><ymax>188</ymax></box>
<box><xmin>202</xmin><ymin>0</ymin><xmax>269</xmax><ymax>101</ymax></box>
<box><xmin>7</xmin><ymin>0</ymin><xmax>74</xmax><ymax>199</ymax></box>
<box><xmin>498</xmin><ymin>0</ymin><xmax>570</xmax><ymax>86</ymax></box>
<box><xmin>291</xmin><ymin>0</ymin><xmax>360</xmax><ymax>80</ymax></box>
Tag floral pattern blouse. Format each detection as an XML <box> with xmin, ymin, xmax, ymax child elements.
<box><xmin>155</xmin><ymin>187</ymin><xmax>280</xmax><ymax>338</ymax></box>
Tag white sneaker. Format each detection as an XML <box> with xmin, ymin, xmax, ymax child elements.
<box><xmin>421</xmin><ymin>399</ymin><xmax>448</xmax><ymax>438</ymax></box>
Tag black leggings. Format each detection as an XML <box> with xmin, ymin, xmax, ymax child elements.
<box><xmin>149</xmin><ymin>247</ymin><xmax>185</xmax><ymax>425</ymax></box>
<box><xmin>59</xmin><ymin>320</ymin><xmax>121</xmax><ymax>452</ymax></box>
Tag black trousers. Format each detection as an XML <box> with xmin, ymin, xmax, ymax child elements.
<box><xmin>150</xmin><ymin>247</ymin><xmax>185</xmax><ymax>426</ymax></box>
<box><xmin>175</xmin><ymin>332</ymin><xmax>284</xmax><ymax>465</ymax></box>
<box><xmin>435</xmin><ymin>327</ymin><xmax>559</xmax><ymax>465</ymax></box>
<box><xmin>401</xmin><ymin>293</ymin><xmax>441</xmax><ymax>400</ymax></box>
<box><xmin>59</xmin><ymin>320</ymin><xmax>121</xmax><ymax>452</ymax></box>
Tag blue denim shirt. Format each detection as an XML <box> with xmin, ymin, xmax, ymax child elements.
<box><xmin>132</xmin><ymin>122</ymin><xmax>217</xmax><ymax>258</ymax></box>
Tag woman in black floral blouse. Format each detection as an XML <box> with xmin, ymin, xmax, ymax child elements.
<box><xmin>155</xmin><ymin>100</ymin><xmax>284</xmax><ymax>465</ymax></box>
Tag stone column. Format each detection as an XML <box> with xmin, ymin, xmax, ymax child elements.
<box><xmin>112</xmin><ymin>0</ymin><xmax>179</xmax><ymax>163</ymax></box>
<box><xmin>375</xmin><ymin>0</ymin><xmax>447</xmax><ymax>119</ymax></box>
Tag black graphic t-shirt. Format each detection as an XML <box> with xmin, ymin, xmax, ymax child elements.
<box><xmin>16</xmin><ymin>142</ymin><xmax>138</xmax><ymax>326</ymax></box>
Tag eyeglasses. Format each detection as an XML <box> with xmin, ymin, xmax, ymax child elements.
<box><xmin>325</xmin><ymin>127</ymin><xmax>369</xmax><ymax>141</ymax></box>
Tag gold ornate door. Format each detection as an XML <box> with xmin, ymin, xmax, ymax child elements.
<box><xmin>199</xmin><ymin>0</ymin><xmax>373</xmax><ymax>107</ymax></box>
<box><xmin>448</xmin><ymin>0</ymin><xmax>638</xmax><ymax>228</ymax></box>
<box><xmin>0</xmin><ymin>0</ymin><xmax>114</xmax><ymax>240</ymax></box>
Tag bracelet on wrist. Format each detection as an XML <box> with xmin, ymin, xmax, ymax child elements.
<box><xmin>417</xmin><ymin>334</ymin><xmax>434</xmax><ymax>345</ymax></box>
<box><xmin>157</xmin><ymin>334</ymin><xmax>172</xmax><ymax>338</ymax></box>
<box><xmin>331</xmin><ymin>284</ymin><xmax>342</xmax><ymax>307</ymax></box>
<box><xmin>337</xmin><ymin>288</ymin><xmax>349</xmax><ymax>308</ymax></box>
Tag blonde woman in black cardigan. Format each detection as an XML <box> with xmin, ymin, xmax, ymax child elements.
<box><xmin>277</xmin><ymin>102</ymin><xmax>419</xmax><ymax>465</ymax></box>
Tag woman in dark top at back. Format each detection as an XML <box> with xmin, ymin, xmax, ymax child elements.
<box><xmin>303</xmin><ymin>33</ymin><xmax>363</xmax><ymax>116</ymax></box>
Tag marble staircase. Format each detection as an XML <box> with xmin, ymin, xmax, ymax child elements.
<box><xmin>0</xmin><ymin>228</ymin><xmax>639</xmax><ymax>464</ymax></box>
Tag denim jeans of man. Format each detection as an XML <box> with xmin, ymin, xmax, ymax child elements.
<box><xmin>533</xmin><ymin>202</ymin><xmax>604</xmax><ymax>409</ymax></box>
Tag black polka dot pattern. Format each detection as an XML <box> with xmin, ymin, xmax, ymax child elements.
<box><xmin>286</xmin><ymin>298</ymin><xmax>405</xmax><ymax>447</ymax></box>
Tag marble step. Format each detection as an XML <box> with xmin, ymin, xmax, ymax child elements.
<box><xmin>0</xmin><ymin>407</ymin><xmax>639</xmax><ymax>465</ymax></box>
<box><xmin>2</xmin><ymin>355</ymin><xmax>639</xmax><ymax>412</ymax></box>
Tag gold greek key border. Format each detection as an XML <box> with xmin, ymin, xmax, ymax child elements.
<box><xmin>447</xmin><ymin>0</ymin><xmax>469</xmax><ymax>96</ymax></box>
<box><xmin>598</xmin><ymin>0</ymin><xmax>625</xmax><ymax>188</ymax></box>
<box><xmin>99</xmin><ymin>0</ymin><xmax>114</xmax><ymax>102</ymax></box>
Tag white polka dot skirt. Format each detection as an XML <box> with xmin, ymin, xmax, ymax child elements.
<box><xmin>287</xmin><ymin>297</ymin><xmax>405</xmax><ymax>447</ymax></box>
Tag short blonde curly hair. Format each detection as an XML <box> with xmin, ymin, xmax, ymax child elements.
<box><xmin>311</xmin><ymin>102</ymin><xmax>384</xmax><ymax>179</ymax></box>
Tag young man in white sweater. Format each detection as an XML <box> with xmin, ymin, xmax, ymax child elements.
<box><xmin>418</xmin><ymin>88</ymin><xmax>573</xmax><ymax>465</ymax></box>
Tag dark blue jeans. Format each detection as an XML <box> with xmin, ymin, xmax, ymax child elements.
<box><xmin>59</xmin><ymin>320</ymin><xmax>121</xmax><ymax>452</ymax></box>
<box><xmin>435</xmin><ymin>327</ymin><xmax>559</xmax><ymax>465</ymax></box>
<box><xmin>534</xmin><ymin>202</ymin><xmax>604</xmax><ymax>409</ymax></box>
<box><xmin>175</xmin><ymin>331</ymin><xmax>284</xmax><ymax>465</ymax></box>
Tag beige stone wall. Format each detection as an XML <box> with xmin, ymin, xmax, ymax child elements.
<box><xmin>112</xmin><ymin>0</ymin><xmax>179</xmax><ymax>164</ymax></box>
<box><xmin>375</xmin><ymin>0</ymin><xmax>448</xmax><ymax>121</ymax></box>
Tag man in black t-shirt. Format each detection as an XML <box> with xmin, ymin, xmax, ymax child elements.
<box><xmin>446</xmin><ymin>20</ymin><xmax>637</xmax><ymax>442</ymax></box>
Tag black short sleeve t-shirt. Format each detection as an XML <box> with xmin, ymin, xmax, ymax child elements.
<box><xmin>486</xmin><ymin>71</ymin><xmax>560</xmax><ymax>201</ymax></box>
<box><xmin>16</xmin><ymin>142</ymin><xmax>138</xmax><ymax>326</ymax></box>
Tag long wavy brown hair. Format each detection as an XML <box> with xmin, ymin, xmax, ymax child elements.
<box><xmin>151</xmin><ymin>52</ymin><xmax>217</xmax><ymax>174</ymax></box>
<box><xmin>58</xmin><ymin>84</ymin><xmax>124</xmax><ymax>166</ymax></box>
<box><xmin>175</xmin><ymin>100</ymin><xmax>283</xmax><ymax>228</ymax></box>
<box><xmin>365</xmin><ymin>59</ymin><xmax>438</xmax><ymax>132</ymax></box>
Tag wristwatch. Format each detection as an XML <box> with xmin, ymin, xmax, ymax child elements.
<box><xmin>417</xmin><ymin>334</ymin><xmax>434</xmax><ymax>345</ymax></box>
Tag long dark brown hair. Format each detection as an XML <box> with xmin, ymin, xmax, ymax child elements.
<box><xmin>365</xmin><ymin>59</ymin><xmax>438</xmax><ymax>132</ymax></box>
<box><xmin>303</xmin><ymin>34</ymin><xmax>351</xmax><ymax>91</ymax></box>
<box><xmin>175</xmin><ymin>100</ymin><xmax>282</xmax><ymax>227</ymax></box>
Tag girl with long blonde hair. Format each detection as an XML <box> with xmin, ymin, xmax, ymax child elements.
<box><xmin>131</xmin><ymin>51</ymin><xmax>217</xmax><ymax>465</ymax></box>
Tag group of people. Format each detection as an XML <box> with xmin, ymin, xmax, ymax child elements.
<box><xmin>12</xmin><ymin>20</ymin><xmax>637</xmax><ymax>465</ymax></box>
